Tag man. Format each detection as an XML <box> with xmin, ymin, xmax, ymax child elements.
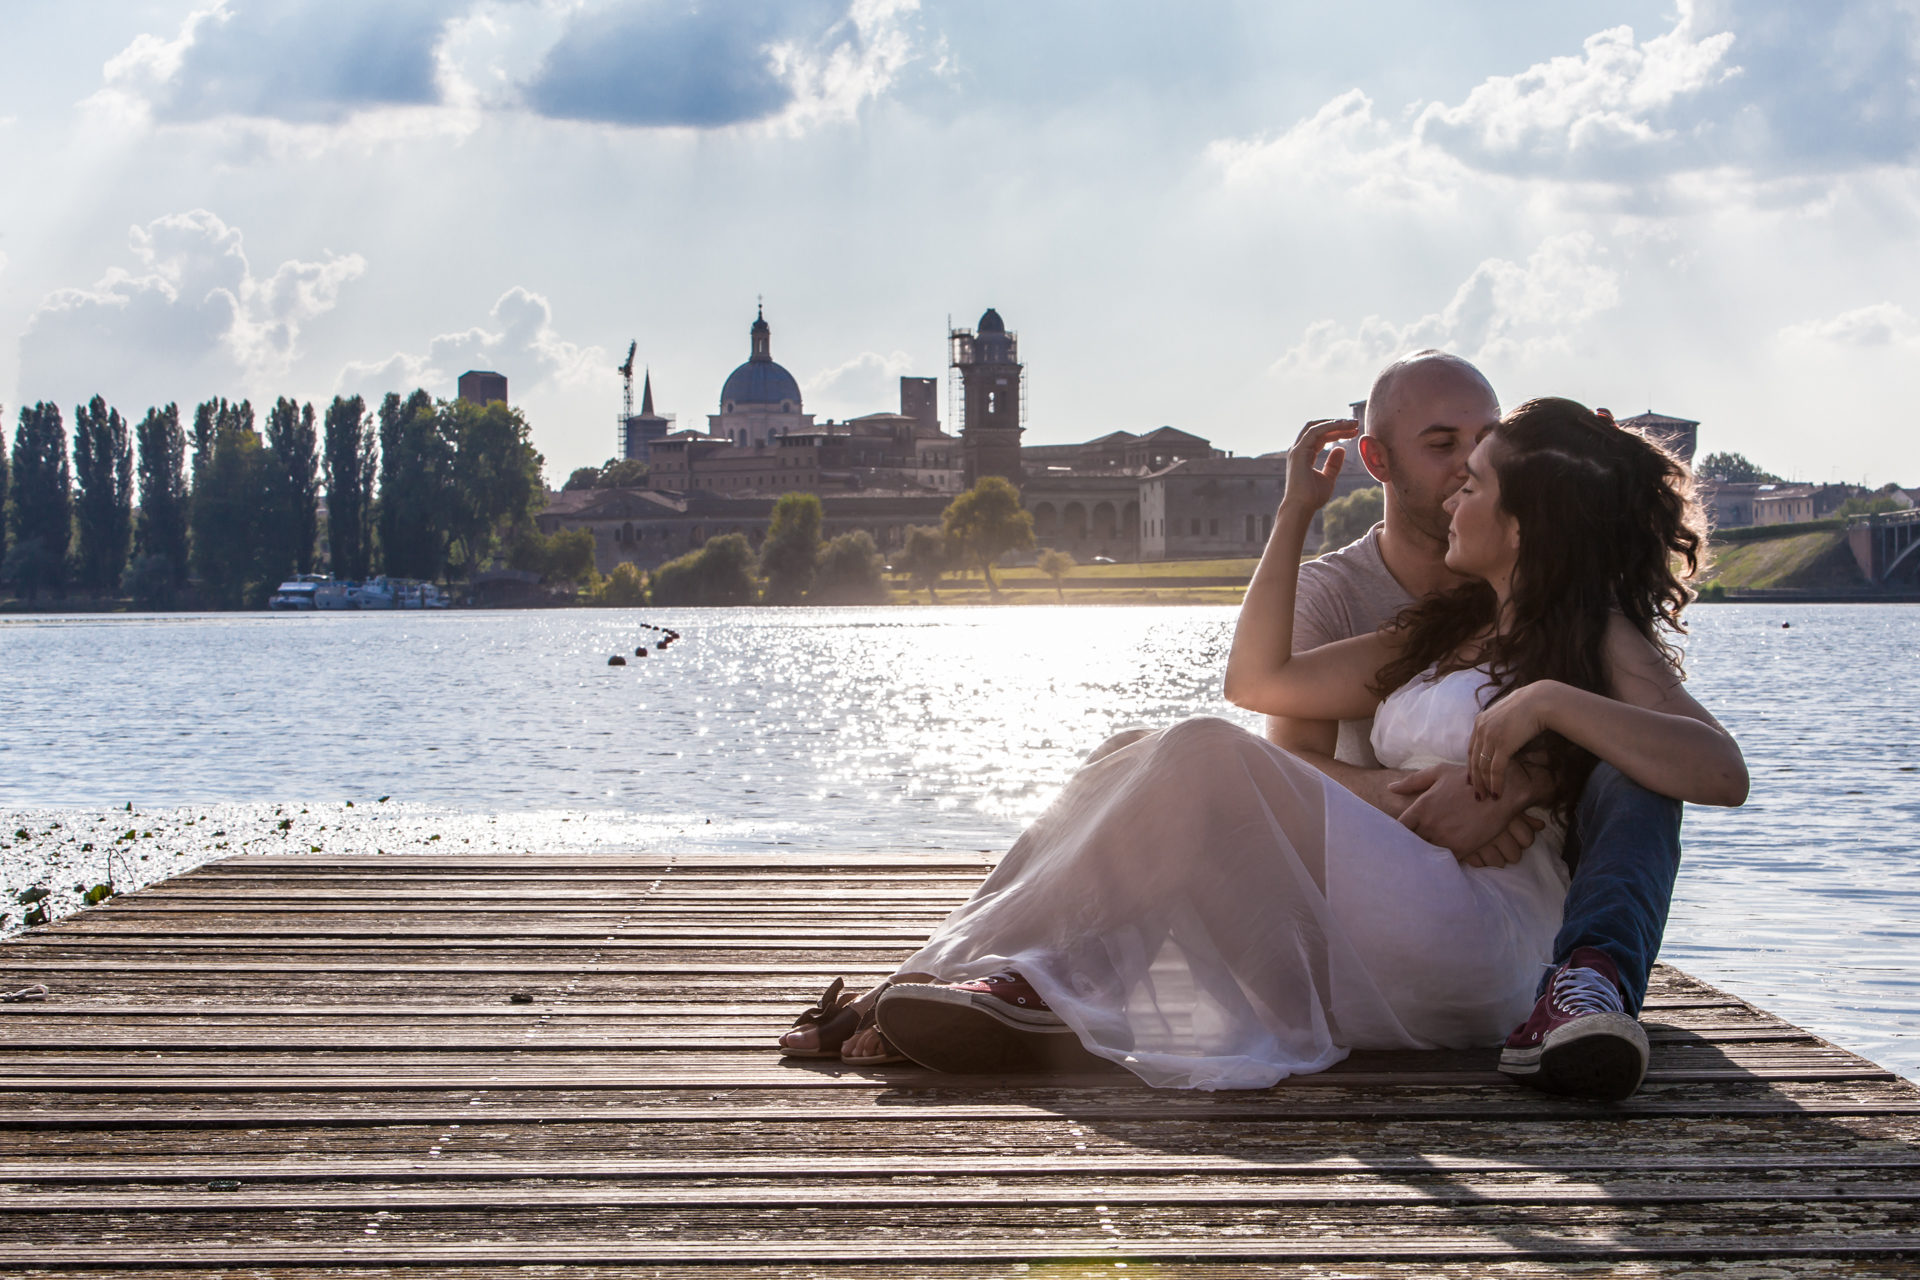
<box><xmin>1270</xmin><ymin>349</ymin><xmax>1684</xmax><ymax>1102</ymax></box>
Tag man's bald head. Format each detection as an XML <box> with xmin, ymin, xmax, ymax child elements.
<box><xmin>1363</xmin><ymin>350</ymin><xmax>1497</xmax><ymax>441</ymax></box>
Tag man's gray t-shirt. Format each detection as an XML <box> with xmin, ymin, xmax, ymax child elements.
<box><xmin>1291</xmin><ymin>524</ymin><xmax>1416</xmax><ymax>767</ymax></box>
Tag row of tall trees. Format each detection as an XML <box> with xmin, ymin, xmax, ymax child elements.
<box><xmin>1</xmin><ymin>391</ymin><xmax>546</xmax><ymax>608</ymax></box>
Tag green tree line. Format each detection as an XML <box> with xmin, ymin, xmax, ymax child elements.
<box><xmin>1</xmin><ymin>390</ymin><xmax>547</xmax><ymax>608</ymax></box>
<box><xmin>588</xmin><ymin>475</ymin><xmax>1036</xmax><ymax>608</ymax></box>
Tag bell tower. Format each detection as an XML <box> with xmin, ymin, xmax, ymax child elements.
<box><xmin>950</xmin><ymin>307</ymin><xmax>1025</xmax><ymax>488</ymax></box>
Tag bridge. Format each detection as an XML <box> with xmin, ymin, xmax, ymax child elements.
<box><xmin>1849</xmin><ymin>507</ymin><xmax>1920</xmax><ymax>585</ymax></box>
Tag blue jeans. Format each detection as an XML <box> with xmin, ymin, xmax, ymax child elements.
<box><xmin>1547</xmin><ymin>763</ymin><xmax>1684</xmax><ymax>1016</ymax></box>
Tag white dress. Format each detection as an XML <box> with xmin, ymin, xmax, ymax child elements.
<box><xmin>896</xmin><ymin>667</ymin><xmax>1570</xmax><ymax>1090</ymax></box>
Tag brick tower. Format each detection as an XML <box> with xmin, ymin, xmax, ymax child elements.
<box><xmin>950</xmin><ymin>308</ymin><xmax>1025</xmax><ymax>487</ymax></box>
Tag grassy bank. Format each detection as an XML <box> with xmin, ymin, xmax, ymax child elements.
<box><xmin>1701</xmin><ymin>525</ymin><xmax>1866</xmax><ymax>592</ymax></box>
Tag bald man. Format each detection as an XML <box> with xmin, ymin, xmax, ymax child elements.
<box><xmin>1267</xmin><ymin>350</ymin><xmax>1684</xmax><ymax>1102</ymax></box>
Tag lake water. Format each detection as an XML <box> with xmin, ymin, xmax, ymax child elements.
<box><xmin>2</xmin><ymin>604</ymin><xmax>1917</xmax><ymax>1082</ymax></box>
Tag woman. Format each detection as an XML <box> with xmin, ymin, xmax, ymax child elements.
<box><xmin>781</xmin><ymin>397</ymin><xmax>1748</xmax><ymax>1090</ymax></box>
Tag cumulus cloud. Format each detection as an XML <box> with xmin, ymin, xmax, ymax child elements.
<box><xmin>19</xmin><ymin>210</ymin><xmax>364</xmax><ymax>403</ymax></box>
<box><xmin>1415</xmin><ymin>13</ymin><xmax>1737</xmax><ymax>180</ymax></box>
<box><xmin>97</xmin><ymin>0</ymin><xmax>470</xmax><ymax>125</ymax></box>
<box><xmin>337</xmin><ymin>287</ymin><xmax>606</xmax><ymax>402</ymax></box>
<box><xmin>1212</xmin><ymin>0</ymin><xmax>1920</xmax><ymax>198</ymax></box>
<box><xmin>1207</xmin><ymin>88</ymin><xmax>1463</xmax><ymax>202</ymax></box>
<box><xmin>522</xmin><ymin>0</ymin><xmax>920</xmax><ymax>130</ymax></box>
<box><xmin>1274</xmin><ymin>234</ymin><xmax>1620</xmax><ymax>374</ymax></box>
<box><xmin>1780</xmin><ymin>303</ymin><xmax>1920</xmax><ymax>349</ymax></box>
<box><xmin>804</xmin><ymin>349</ymin><xmax>916</xmax><ymax>416</ymax></box>
<box><xmin>90</xmin><ymin>0</ymin><xmax>921</xmax><ymax>139</ymax></box>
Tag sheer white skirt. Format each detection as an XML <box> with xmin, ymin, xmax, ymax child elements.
<box><xmin>897</xmin><ymin>716</ymin><xmax>1569</xmax><ymax>1090</ymax></box>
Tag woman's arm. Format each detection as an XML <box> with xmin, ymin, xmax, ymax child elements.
<box><xmin>1223</xmin><ymin>419</ymin><xmax>1395</xmax><ymax>722</ymax></box>
<box><xmin>1466</xmin><ymin>614</ymin><xmax>1749</xmax><ymax>807</ymax></box>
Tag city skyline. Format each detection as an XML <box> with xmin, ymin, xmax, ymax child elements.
<box><xmin>2</xmin><ymin>0</ymin><xmax>1917</xmax><ymax>485</ymax></box>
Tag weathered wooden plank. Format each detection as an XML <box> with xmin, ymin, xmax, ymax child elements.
<box><xmin>3</xmin><ymin>1232</ymin><xmax>1918</xmax><ymax>1266</ymax></box>
<box><xmin>0</xmin><ymin>1262</ymin><xmax>1899</xmax><ymax>1280</ymax></box>
<box><xmin>9</xmin><ymin>1173</ymin><xmax>1920</xmax><ymax>1209</ymax></box>
<box><xmin>1</xmin><ymin>1104</ymin><xmax>1913</xmax><ymax>1142</ymax></box>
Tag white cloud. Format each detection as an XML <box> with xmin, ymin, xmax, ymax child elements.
<box><xmin>337</xmin><ymin>287</ymin><xmax>606</xmax><ymax>402</ymax></box>
<box><xmin>86</xmin><ymin>0</ymin><xmax>486</xmax><ymax>153</ymax></box>
<box><xmin>1209</xmin><ymin>0</ymin><xmax>1920</xmax><ymax>200</ymax></box>
<box><xmin>1206</xmin><ymin>89</ymin><xmax>1464</xmax><ymax>203</ymax></box>
<box><xmin>1274</xmin><ymin>233</ymin><xmax>1620</xmax><ymax>374</ymax></box>
<box><xmin>1780</xmin><ymin>303</ymin><xmax>1920</xmax><ymax>349</ymax></box>
<box><xmin>803</xmin><ymin>348</ymin><xmax>916</xmax><ymax>416</ymax></box>
<box><xmin>18</xmin><ymin>210</ymin><xmax>364</xmax><ymax>402</ymax></box>
<box><xmin>768</xmin><ymin>0</ymin><xmax>921</xmax><ymax>133</ymax></box>
<box><xmin>1414</xmin><ymin>12</ymin><xmax>1737</xmax><ymax>179</ymax></box>
<box><xmin>522</xmin><ymin>0</ymin><xmax>920</xmax><ymax>133</ymax></box>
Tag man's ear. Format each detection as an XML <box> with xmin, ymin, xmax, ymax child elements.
<box><xmin>1357</xmin><ymin>435</ymin><xmax>1390</xmax><ymax>484</ymax></box>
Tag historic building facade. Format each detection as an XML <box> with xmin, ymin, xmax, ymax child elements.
<box><xmin>540</xmin><ymin>303</ymin><xmax>1393</xmax><ymax>572</ymax></box>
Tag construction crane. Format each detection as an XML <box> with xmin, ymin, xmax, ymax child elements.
<box><xmin>616</xmin><ymin>340</ymin><xmax>637</xmax><ymax>456</ymax></box>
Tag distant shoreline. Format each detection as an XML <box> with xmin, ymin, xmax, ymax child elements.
<box><xmin>5</xmin><ymin>590</ymin><xmax>1920</xmax><ymax>615</ymax></box>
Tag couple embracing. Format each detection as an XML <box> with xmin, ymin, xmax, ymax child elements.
<box><xmin>781</xmin><ymin>350</ymin><xmax>1749</xmax><ymax>1103</ymax></box>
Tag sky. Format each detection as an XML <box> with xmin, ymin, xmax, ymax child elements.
<box><xmin>2</xmin><ymin>0</ymin><xmax>1917</xmax><ymax>486</ymax></box>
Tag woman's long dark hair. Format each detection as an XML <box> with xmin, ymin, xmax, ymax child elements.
<box><xmin>1370</xmin><ymin>396</ymin><xmax>1705</xmax><ymax>818</ymax></box>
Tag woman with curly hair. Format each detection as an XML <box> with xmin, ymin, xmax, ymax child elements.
<box><xmin>782</xmin><ymin>397</ymin><xmax>1747</xmax><ymax>1094</ymax></box>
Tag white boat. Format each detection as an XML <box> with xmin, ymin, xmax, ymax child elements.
<box><xmin>354</xmin><ymin>577</ymin><xmax>398</xmax><ymax>610</ymax></box>
<box><xmin>267</xmin><ymin>574</ymin><xmax>326</xmax><ymax>611</ymax></box>
<box><xmin>314</xmin><ymin>581</ymin><xmax>356</xmax><ymax>610</ymax></box>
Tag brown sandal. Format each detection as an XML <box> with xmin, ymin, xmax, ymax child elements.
<box><xmin>780</xmin><ymin>977</ymin><xmax>907</xmax><ymax>1065</ymax></box>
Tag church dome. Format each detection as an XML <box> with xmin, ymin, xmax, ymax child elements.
<box><xmin>719</xmin><ymin>305</ymin><xmax>803</xmax><ymax>411</ymax></box>
<box><xmin>978</xmin><ymin>307</ymin><xmax>1005</xmax><ymax>334</ymax></box>
<box><xmin>720</xmin><ymin>361</ymin><xmax>802</xmax><ymax>409</ymax></box>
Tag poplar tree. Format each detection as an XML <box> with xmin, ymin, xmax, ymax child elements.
<box><xmin>261</xmin><ymin>397</ymin><xmax>320</xmax><ymax>578</ymax></box>
<box><xmin>134</xmin><ymin>403</ymin><xmax>190</xmax><ymax>588</ymax></box>
<box><xmin>190</xmin><ymin>399</ymin><xmax>218</xmax><ymax>479</ymax></box>
<box><xmin>376</xmin><ymin>389</ymin><xmax>446</xmax><ymax>580</ymax></box>
<box><xmin>322</xmin><ymin>395</ymin><xmax>376</xmax><ymax>581</ymax></box>
<box><xmin>0</xmin><ymin>409</ymin><xmax>9</xmax><ymax>570</ymax></box>
<box><xmin>5</xmin><ymin>402</ymin><xmax>71</xmax><ymax>600</ymax></box>
<box><xmin>73</xmin><ymin>395</ymin><xmax>134</xmax><ymax>593</ymax></box>
<box><xmin>189</xmin><ymin>398</ymin><xmax>261</xmax><ymax>608</ymax></box>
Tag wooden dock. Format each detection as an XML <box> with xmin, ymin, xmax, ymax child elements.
<box><xmin>2</xmin><ymin>851</ymin><xmax>1917</xmax><ymax>1276</ymax></box>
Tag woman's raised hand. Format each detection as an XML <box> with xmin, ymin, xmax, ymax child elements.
<box><xmin>1278</xmin><ymin>418</ymin><xmax>1360</xmax><ymax>521</ymax></box>
<box><xmin>1466</xmin><ymin>681</ymin><xmax>1559</xmax><ymax>799</ymax></box>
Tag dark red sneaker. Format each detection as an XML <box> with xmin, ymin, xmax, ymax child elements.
<box><xmin>1499</xmin><ymin>947</ymin><xmax>1649</xmax><ymax>1102</ymax></box>
<box><xmin>875</xmin><ymin>971</ymin><xmax>1108</xmax><ymax>1074</ymax></box>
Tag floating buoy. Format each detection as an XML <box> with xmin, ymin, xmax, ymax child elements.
<box><xmin>1782</xmin><ymin>622</ymin><xmax>1791</xmax><ymax>629</ymax></box>
<box><xmin>635</xmin><ymin>647</ymin><xmax>649</xmax><ymax>657</ymax></box>
<box><xmin>608</xmin><ymin>655</ymin><xmax>627</xmax><ymax>666</ymax></box>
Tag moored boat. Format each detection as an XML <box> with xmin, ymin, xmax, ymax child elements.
<box><xmin>267</xmin><ymin>575</ymin><xmax>326</xmax><ymax>611</ymax></box>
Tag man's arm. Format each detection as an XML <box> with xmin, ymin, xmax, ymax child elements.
<box><xmin>1265</xmin><ymin>713</ymin><xmax>1414</xmax><ymax>817</ymax></box>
